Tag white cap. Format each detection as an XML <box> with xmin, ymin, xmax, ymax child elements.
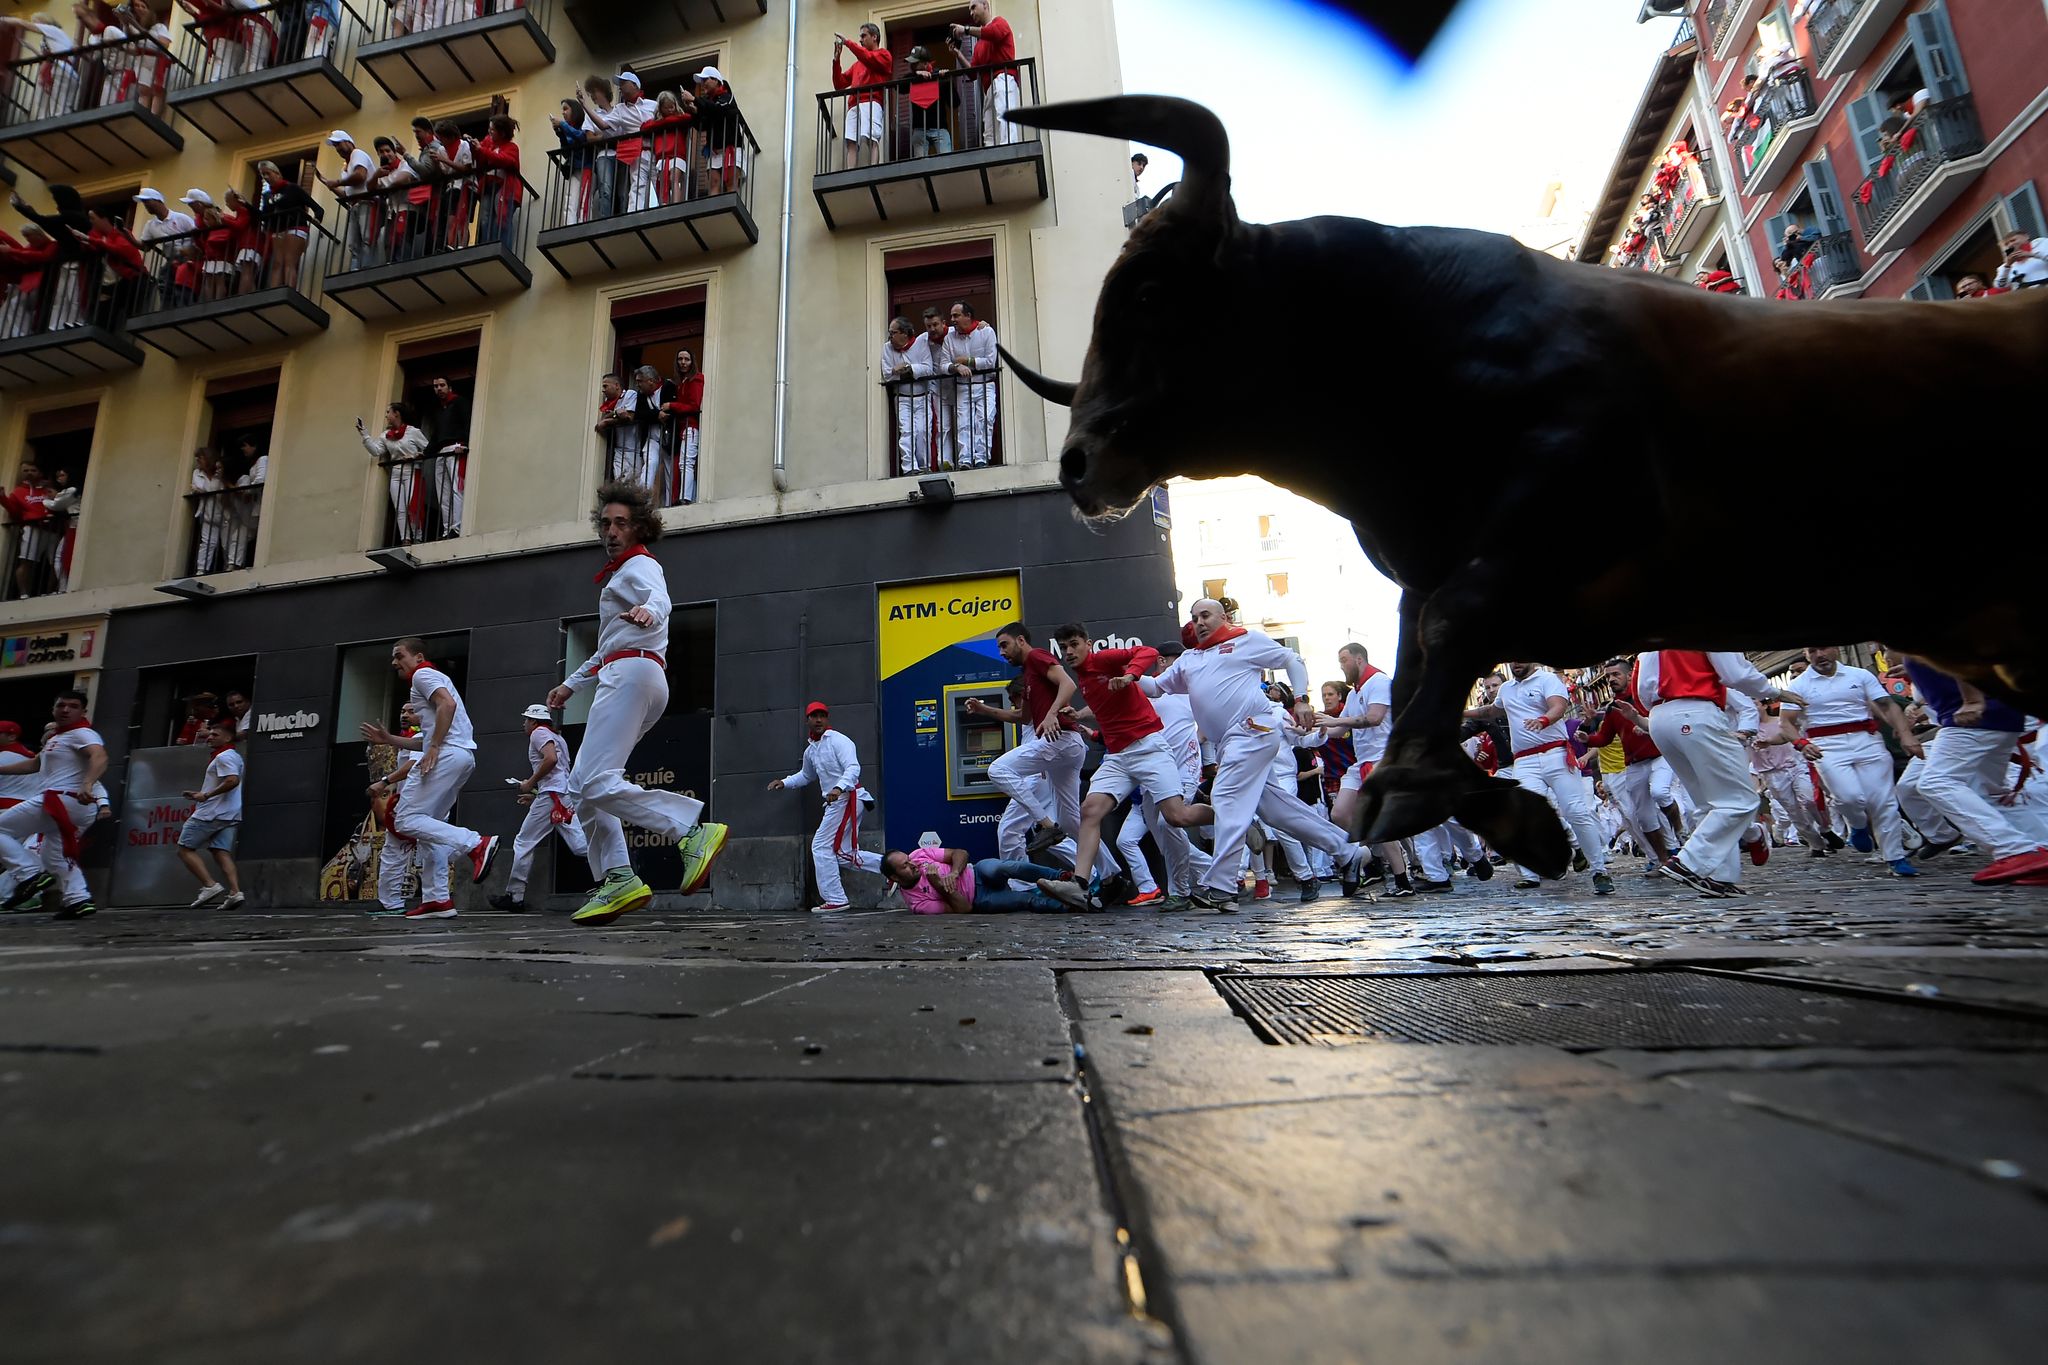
<box><xmin>692</xmin><ymin>66</ymin><xmax>725</xmax><ymax>84</ymax></box>
<box><xmin>326</xmin><ymin>129</ymin><xmax>354</xmax><ymax>145</ymax></box>
<box><xmin>180</xmin><ymin>188</ymin><xmax>214</xmax><ymax>207</ymax></box>
<box><xmin>133</xmin><ymin>188</ymin><xmax>165</xmax><ymax>204</ymax></box>
<box><xmin>521</xmin><ymin>704</ymin><xmax>553</xmax><ymax>722</ymax></box>
<box><xmin>616</xmin><ymin>69</ymin><xmax>640</xmax><ymax>86</ymax></box>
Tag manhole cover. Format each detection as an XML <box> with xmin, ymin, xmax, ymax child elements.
<box><xmin>1212</xmin><ymin>970</ymin><xmax>2048</xmax><ymax>1049</ymax></box>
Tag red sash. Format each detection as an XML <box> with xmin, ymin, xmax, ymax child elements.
<box><xmin>547</xmin><ymin>792</ymin><xmax>573</xmax><ymax>825</ymax></box>
<box><xmin>830</xmin><ymin>782</ymin><xmax>863</xmax><ymax>863</ymax></box>
<box><xmin>42</xmin><ymin>790</ymin><xmax>82</xmax><ymax>860</ymax></box>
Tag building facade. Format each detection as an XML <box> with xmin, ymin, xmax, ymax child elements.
<box><xmin>0</xmin><ymin>0</ymin><xmax>1174</xmax><ymax>909</ymax></box>
<box><xmin>1583</xmin><ymin>0</ymin><xmax>2048</xmax><ymax>301</ymax></box>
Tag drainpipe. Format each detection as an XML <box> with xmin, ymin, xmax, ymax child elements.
<box><xmin>771</xmin><ymin>0</ymin><xmax>800</xmax><ymax>494</ymax></box>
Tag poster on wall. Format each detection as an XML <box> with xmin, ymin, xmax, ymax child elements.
<box><xmin>877</xmin><ymin>573</ymin><xmax>1021</xmax><ymax>858</ymax></box>
<box><xmin>109</xmin><ymin>745</ymin><xmax>211</xmax><ymax>907</ymax></box>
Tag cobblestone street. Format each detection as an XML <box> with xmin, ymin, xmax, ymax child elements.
<box><xmin>5</xmin><ymin>854</ymin><xmax>2045</xmax><ymax>1362</ymax></box>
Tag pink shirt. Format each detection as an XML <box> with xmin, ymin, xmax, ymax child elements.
<box><xmin>1751</xmin><ymin>715</ymin><xmax>1801</xmax><ymax>773</ymax></box>
<box><xmin>901</xmin><ymin>846</ymin><xmax>974</xmax><ymax>915</ymax></box>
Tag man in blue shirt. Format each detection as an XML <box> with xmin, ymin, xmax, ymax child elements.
<box><xmin>1898</xmin><ymin>656</ymin><xmax>2048</xmax><ymax>885</ymax></box>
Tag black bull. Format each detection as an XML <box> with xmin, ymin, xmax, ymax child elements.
<box><xmin>998</xmin><ymin>96</ymin><xmax>2046</xmax><ymax>879</ymax></box>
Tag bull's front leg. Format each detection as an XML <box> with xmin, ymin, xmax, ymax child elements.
<box><xmin>1354</xmin><ymin>570</ymin><xmax>1573</xmax><ymax>879</ymax></box>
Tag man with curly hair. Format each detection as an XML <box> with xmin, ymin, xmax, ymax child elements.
<box><xmin>547</xmin><ymin>482</ymin><xmax>729</xmax><ymax>924</ymax></box>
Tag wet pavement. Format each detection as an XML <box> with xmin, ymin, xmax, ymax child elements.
<box><xmin>4</xmin><ymin>854</ymin><xmax>2045</xmax><ymax>1362</ymax></box>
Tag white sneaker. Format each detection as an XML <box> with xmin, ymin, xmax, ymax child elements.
<box><xmin>220</xmin><ymin>892</ymin><xmax>245</xmax><ymax>910</ymax></box>
<box><xmin>188</xmin><ymin>884</ymin><xmax>227</xmax><ymax>908</ymax></box>
<box><xmin>810</xmin><ymin>903</ymin><xmax>849</xmax><ymax>914</ymax></box>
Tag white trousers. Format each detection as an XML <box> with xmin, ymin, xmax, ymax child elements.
<box><xmin>386</xmin><ymin>747</ymin><xmax>480</xmax><ymax>906</ymax></box>
<box><xmin>1893</xmin><ymin>757</ymin><xmax>1959</xmax><ymax>845</ymax></box>
<box><xmin>894</xmin><ymin>395</ymin><xmax>929</xmax><ymax>476</ymax></box>
<box><xmin>0</xmin><ymin>795</ymin><xmax>95</xmax><ymax>904</ymax></box>
<box><xmin>435</xmin><ymin>453</ymin><xmax>463</xmax><ymax>534</ymax></box>
<box><xmin>1810</xmin><ymin>733</ymin><xmax>1904</xmax><ymax>860</ymax></box>
<box><xmin>378</xmin><ymin>829</ymin><xmax>452</xmax><ymax>907</ymax></box>
<box><xmin>1202</xmin><ymin>726</ymin><xmax>1354</xmax><ymax>897</ymax></box>
<box><xmin>1915</xmin><ymin>727</ymin><xmax>2040</xmax><ymax>859</ymax></box>
<box><xmin>1410</xmin><ymin>824</ymin><xmax>1455</xmax><ymax>883</ymax></box>
<box><xmin>810</xmin><ymin>794</ymin><xmax>881</xmax><ymax>905</ymax></box>
<box><xmin>954</xmin><ymin>378</ymin><xmax>997</xmax><ymax>468</ymax></box>
<box><xmin>1758</xmin><ymin>763</ymin><xmax>1829</xmax><ymax>846</ymax></box>
<box><xmin>193</xmin><ymin>512</ymin><xmax>224</xmax><ymax>575</ymax></box>
<box><xmin>1509</xmin><ymin>745</ymin><xmax>1607</xmax><ymax>875</ymax></box>
<box><xmin>505</xmin><ymin>793</ymin><xmax>590</xmax><ymax>897</ymax></box>
<box><xmin>572</xmin><ymin>657</ymin><xmax>704</xmax><ymax>875</ymax></box>
<box><xmin>389</xmin><ymin>466</ymin><xmax>423</xmax><ymax>543</ymax></box>
<box><xmin>1649</xmin><ymin>700</ymin><xmax>1757</xmax><ymax>886</ymax></box>
<box><xmin>988</xmin><ymin>730</ymin><xmax>1085</xmax><ymax>833</ymax></box>
<box><xmin>1113</xmin><ymin>797</ymin><xmax>1158</xmax><ymax>895</ymax></box>
<box><xmin>982</xmin><ymin>72</ymin><xmax>1022</xmax><ymax>146</ymax></box>
<box><xmin>671</xmin><ymin>424</ymin><xmax>699</xmax><ymax>506</ymax></box>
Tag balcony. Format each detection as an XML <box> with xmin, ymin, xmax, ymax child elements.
<box><xmin>560</xmin><ymin>0</ymin><xmax>766</xmax><ymax>57</ymax></box>
<box><xmin>884</xmin><ymin>368</ymin><xmax>1003</xmax><ymax>476</ymax></box>
<box><xmin>0</xmin><ymin>253</ymin><xmax>145</xmax><ymax>389</ymax></box>
<box><xmin>0</xmin><ymin>32</ymin><xmax>184</xmax><ymax>179</ymax></box>
<box><xmin>1662</xmin><ymin>154</ymin><xmax>1722</xmax><ymax>256</ymax></box>
<box><xmin>1</xmin><ymin>504</ymin><xmax>75</xmax><ymax>601</ymax></box>
<box><xmin>812</xmin><ymin>60</ymin><xmax>1047</xmax><ymax>231</ymax></box>
<box><xmin>356</xmin><ymin>0</ymin><xmax>556</xmax><ymax>102</ymax></box>
<box><xmin>1806</xmin><ymin>0</ymin><xmax>1910</xmax><ymax>81</ymax></box>
<box><xmin>537</xmin><ymin>109</ymin><xmax>760</xmax><ymax>278</ymax></box>
<box><xmin>1809</xmin><ymin>230</ymin><xmax>1863</xmax><ymax>298</ymax></box>
<box><xmin>166</xmin><ymin>1</ymin><xmax>367</xmax><ymax>143</ymax></box>
<box><xmin>125</xmin><ymin>223</ymin><xmax>336</xmax><ymax>359</ymax></box>
<box><xmin>184</xmin><ymin>482</ymin><xmax>264</xmax><ymax>577</ymax></box>
<box><xmin>1735</xmin><ymin>71</ymin><xmax>1822</xmax><ymax>195</ymax></box>
<box><xmin>373</xmin><ymin>450</ymin><xmax>459</xmax><ymax>547</ymax></box>
<box><xmin>1852</xmin><ymin>97</ymin><xmax>1987</xmax><ymax>256</ymax></box>
<box><xmin>601</xmin><ymin>409</ymin><xmax>700</xmax><ymax>507</ymax></box>
<box><xmin>1706</xmin><ymin>0</ymin><xmax>1768</xmax><ymax>59</ymax></box>
<box><xmin>324</xmin><ymin>167</ymin><xmax>536</xmax><ymax>322</ymax></box>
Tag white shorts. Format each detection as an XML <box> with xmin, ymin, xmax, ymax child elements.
<box><xmin>846</xmin><ymin>100</ymin><xmax>885</xmax><ymax>143</ymax></box>
<box><xmin>1087</xmin><ymin>733</ymin><xmax>1186</xmax><ymax>805</ymax></box>
<box><xmin>204</xmin><ymin>260</ymin><xmax>233</xmax><ymax>275</ymax></box>
<box><xmin>1339</xmin><ymin>758</ymin><xmax>1377</xmax><ymax>793</ymax></box>
<box><xmin>235</xmin><ymin>248</ymin><xmax>263</xmax><ymax>266</ymax></box>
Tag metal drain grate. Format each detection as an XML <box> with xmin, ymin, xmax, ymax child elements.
<box><xmin>1212</xmin><ymin>970</ymin><xmax>2048</xmax><ymax>1049</ymax></box>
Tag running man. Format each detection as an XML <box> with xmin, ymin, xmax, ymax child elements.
<box><xmin>0</xmin><ymin>689</ymin><xmax>107</xmax><ymax>919</ymax></box>
<box><xmin>769</xmin><ymin>700</ymin><xmax>882</xmax><ymax>913</ymax></box>
<box><xmin>490</xmin><ymin>703</ymin><xmax>592</xmax><ymax>913</ymax></box>
<box><xmin>547</xmin><ymin>481</ymin><xmax>729</xmax><ymax>925</ymax></box>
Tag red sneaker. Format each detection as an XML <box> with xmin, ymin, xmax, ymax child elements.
<box><xmin>2014</xmin><ymin>872</ymin><xmax>2048</xmax><ymax>886</ymax></box>
<box><xmin>1748</xmin><ymin>840</ymin><xmax>1769</xmax><ymax>867</ymax></box>
<box><xmin>1252</xmin><ymin>879</ymin><xmax>1272</xmax><ymax>901</ymax></box>
<box><xmin>1972</xmin><ymin>848</ymin><xmax>2048</xmax><ymax>885</ymax></box>
<box><xmin>470</xmin><ymin>835</ymin><xmax>501</xmax><ymax>884</ymax></box>
<box><xmin>1126</xmin><ymin>887</ymin><xmax>1164</xmax><ymax>906</ymax></box>
<box><xmin>405</xmin><ymin>900</ymin><xmax>456</xmax><ymax>919</ymax></box>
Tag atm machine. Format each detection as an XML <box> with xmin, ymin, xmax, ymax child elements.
<box><xmin>942</xmin><ymin>681</ymin><xmax>1020</xmax><ymax>798</ymax></box>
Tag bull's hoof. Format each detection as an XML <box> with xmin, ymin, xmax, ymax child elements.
<box><xmin>1453</xmin><ymin>784</ymin><xmax>1572</xmax><ymax>880</ymax></box>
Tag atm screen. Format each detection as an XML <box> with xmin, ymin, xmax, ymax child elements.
<box><xmin>970</xmin><ymin>730</ymin><xmax>1002</xmax><ymax>752</ymax></box>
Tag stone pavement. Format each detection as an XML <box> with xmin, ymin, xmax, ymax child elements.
<box><xmin>3</xmin><ymin>854</ymin><xmax>2046</xmax><ymax>1363</ymax></box>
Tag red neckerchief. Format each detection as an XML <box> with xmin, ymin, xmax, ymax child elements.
<box><xmin>807</xmin><ymin>726</ymin><xmax>832</xmax><ymax>743</ymax></box>
<box><xmin>384</xmin><ymin>425</ymin><xmax>407</xmax><ymax>440</ymax></box>
<box><xmin>595</xmin><ymin>543</ymin><xmax>650</xmax><ymax>584</ymax></box>
<box><xmin>210</xmin><ymin>739</ymin><xmax>236</xmax><ymax>755</ymax></box>
<box><xmin>1356</xmin><ymin>663</ymin><xmax>1383</xmax><ymax>683</ymax></box>
<box><xmin>402</xmin><ymin>659</ymin><xmax>434</xmax><ymax>683</ymax></box>
<box><xmin>1188</xmin><ymin>623</ymin><xmax>1248</xmax><ymax>651</ymax></box>
<box><xmin>54</xmin><ymin>716</ymin><xmax>93</xmax><ymax>733</ymax></box>
<box><xmin>439</xmin><ymin>391</ymin><xmax>457</xmax><ymax>406</ymax></box>
<box><xmin>954</xmin><ymin>320</ymin><xmax>980</xmax><ymax>336</ymax></box>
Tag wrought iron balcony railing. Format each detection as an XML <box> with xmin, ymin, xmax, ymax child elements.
<box><xmin>882</xmin><ymin>366</ymin><xmax>1002</xmax><ymax>477</ymax></box>
<box><xmin>600</xmin><ymin>409</ymin><xmax>701</xmax><ymax>508</ymax></box>
<box><xmin>1804</xmin><ymin>0</ymin><xmax>1864</xmax><ymax>71</ymax></box>
<box><xmin>1850</xmin><ymin>97</ymin><xmax>1986</xmax><ymax>242</ymax></box>
<box><xmin>185</xmin><ymin>481</ymin><xmax>264</xmax><ymax>576</ymax></box>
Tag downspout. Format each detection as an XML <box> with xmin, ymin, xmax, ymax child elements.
<box><xmin>771</xmin><ymin>0</ymin><xmax>800</xmax><ymax>494</ymax></box>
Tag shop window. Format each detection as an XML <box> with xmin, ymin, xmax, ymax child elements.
<box><xmin>323</xmin><ymin>631</ymin><xmax>471</xmax><ymax>858</ymax></box>
<box><xmin>5</xmin><ymin>404</ymin><xmax>96</xmax><ymax>602</ymax></box>
<box><xmin>606</xmin><ymin>285</ymin><xmax>707</xmax><ymax>508</ymax></box>
<box><xmin>882</xmin><ymin>239</ymin><xmax>1000</xmax><ymax>473</ymax></box>
<box><xmin>381</xmin><ymin>330</ymin><xmax>480</xmax><ymax>547</ymax></box>
<box><xmin>130</xmin><ymin>657</ymin><xmax>259</xmax><ymax>751</ymax></box>
<box><xmin>187</xmin><ymin>369</ymin><xmax>276</xmax><ymax>577</ymax></box>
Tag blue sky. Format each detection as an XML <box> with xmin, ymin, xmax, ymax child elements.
<box><xmin>1114</xmin><ymin>0</ymin><xmax>1681</xmax><ymax>232</ymax></box>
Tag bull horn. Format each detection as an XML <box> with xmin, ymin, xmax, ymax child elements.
<box><xmin>1008</xmin><ymin>96</ymin><xmax>1231</xmax><ymax>222</ymax></box>
<box><xmin>998</xmin><ymin>345</ymin><xmax>1076</xmax><ymax>406</ymax></box>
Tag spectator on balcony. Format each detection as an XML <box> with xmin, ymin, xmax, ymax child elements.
<box><xmin>0</xmin><ymin>228</ymin><xmax>56</xmax><ymax>338</ymax></box>
<box><xmin>594</xmin><ymin>370</ymin><xmax>626</xmax><ymax>451</ymax></box>
<box><xmin>222</xmin><ymin>688</ymin><xmax>251</xmax><ymax>741</ymax></box>
<box><xmin>173</xmin><ymin>692</ymin><xmax>222</xmax><ymax>745</ymax></box>
<box><xmin>427</xmin><ymin>376</ymin><xmax>469</xmax><ymax>537</ymax></box>
<box><xmin>906</xmin><ymin>45</ymin><xmax>951</xmax><ymax>157</ymax></box>
<box><xmin>0</xmin><ymin>15</ymin><xmax>79</xmax><ymax>119</ymax></box>
<box><xmin>917</xmin><ymin>304</ymin><xmax>954</xmax><ymax>468</ymax></box>
<box><xmin>608</xmin><ymin>365</ymin><xmax>665</xmax><ymax>491</ymax></box>
<box><xmin>183</xmin><ymin>190</ymin><xmax>236</xmax><ymax>303</ymax></box>
<box><xmin>190</xmin><ymin>446</ymin><xmax>228</xmax><ymax>574</ymax></box>
<box><xmin>474</xmin><ymin>115</ymin><xmax>522</xmax><ymax>244</ymax></box>
<box><xmin>551</xmin><ymin>99</ymin><xmax>600</xmax><ymax>226</ymax></box>
<box><xmin>663</xmin><ymin>348</ymin><xmax>703</xmax><ymax>505</ymax></box>
<box><xmin>1693</xmin><ymin>267</ymin><xmax>1741</xmax><ymax>294</ymax></box>
<box><xmin>369</xmin><ymin>136</ymin><xmax>420</xmax><ymax>263</ymax></box>
<box><xmin>1993</xmin><ymin>230</ymin><xmax>2048</xmax><ymax>291</ymax></box>
<box><xmin>951</xmin><ymin>3</ymin><xmax>1020</xmax><ymax>148</ymax></box>
<box><xmin>176</xmin><ymin>0</ymin><xmax>245</xmax><ymax>83</ymax></box>
<box><xmin>132</xmin><ymin>187</ymin><xmax>196</xmax><ymax>305</ymax></box>
<box><xmin>691</xmin><ymin>67</ymin><xmax>746</xmax><ymax>196</ymax></box>
<box><xmin>833</xmin><ymin>24</ymin><xmax>893</xmax><ymax>170</ymax></box>
<box><xmin>577</xmin><ymin>76</ymin><xmax>621</xmax><ymax>221</ymax></box>
<box><xmin>221</xmin><ymin>186</ymin><xmax>265</xmax><ymax>295</ymax></box>
<box><xmin>5</xmin><ymin>462</ymin><xmax>61</xmax><ymax>599</ymax></box>
<box><xmin>646</xmin><ymin>91</ymin><xmax>696</xmax><ymax>208</ymax></box>
<box><xmin>10</xmin><ymin>187</ymin><xmax>90</xmax><ymax>330</ymax></box>
<box><xmin>427</xmin><ymin>118</ymin><xmax>479</xmax><ymax>250</ymax></box>
<box><xmin>881</xmin><ymin>317</ymin><xmax>931</xmax><ymax>477</ymax></box>
<box><xmin>608</xmin><ymin>70</ymin><xmax>657</xmax><ymax>215</ymax></box>
<box><xmin>70</xmin><ymin>205</ymin><xmax>145</xmax><ymax>325</ymax></box>
<box><xmin>1951</xmin><ymin>273</ymin><xmax>2007</xmax><ymax>299</ymax></box>
<box><xmin>317</xmin><ymin>131</ymin><xmax>375</xmax><ymax>269</ymax></box>
<box><xmin>945</xmin><ymin>300</ymin><xmax>999</xmax><ymax>470</ymax></box>
<box><xmin>359</xmin><ymin>401</ymin><xmax>427</xmax><ymax>543</ymax></box>
<box><xmin>256</xmin><ymin>158</ymin><xmax>319</xmax><ymax>291</ymax></box>
<box><xmin>226</xmin><ymin>433</ymin><xmax>264</xmax><ymax>568</ymax></box>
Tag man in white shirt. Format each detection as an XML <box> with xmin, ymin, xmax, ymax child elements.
<box><xmin>0</xmin><ymin>15</ymin><xmax>78</xmax><ymax>118</ymax></box>
<box><xmin>770</xmin><ymin>701</ymin><xmax>883</xmax><ymax>913</ymax></box>
<box><xmin>609</xmin><ymin>70</ymin><xmax>658</xmax><ymax>213</ymax></box>
<box><xmin>1114</xmin><ymin>644</ymin><xmax>1213</xmax><ymax>902</ymax></box>
<box><xmin>1783</xmin><ymin>645</ymin><xmax>1924</xmax><ymax>876</ymax></box>
<box><xmin>1140</xmin><ymin>600</ymin><xmax>1365</xmax><ymax>911</ymax></box>
<box><xmin>1315</xmin><ymin>642</ymin><xmax>1416</xmax><ymax>895</ymax></box>
<box><xmin>548</xmin><ymin>482</ymin><xmax>730</xmax><ymax>925</ymax></box>
<box><xmin>1993</xmin><ymin>230</ymin><xmax>2048</xmax><ymax>290</ymax></box>
<box><xmin>175</xmin><ymin>718</ymin><xmax>245</xmax><ymax>909</ymax></box>
<box><xmin>131</xmin><ymin>187</ymin><xmax>197</xmax><ymax>305</ymax></box>
<box><xmin>0</xmin><ymin>688</ymin><xmax>106</xmax><ymax>919</ymax></box>
<box><xmin>1463</xmin><ymin>662</ymin><xmax>1615</xmax><ymax>895</ymax></box>
<box><xmin>944</xmin><ymin>301</ymin><xmax>1000</xmax><ymax>468</ymax></box>
<box><xmin>491</xmin><ymin>703</ymin><xmax>591</xmax><ymax>913</ymax></box>
<box><xmin>359</xmin><ymin>637</ymin><xmax>501</xmax><ymax>919</ymax></box>
<box><xmin>607</xmin><ymin>365</ymin><xmax>664</xmax><ymax>491</ymax></box>
<box><xmin>317</xmin><ymin>131</ymin><xmax>377</xmax><ymax>269</ymax></box>
<box><xmin>880</xmin><ymin>317</ymin><xmax>934</xmax><ymax>477</ymax></box>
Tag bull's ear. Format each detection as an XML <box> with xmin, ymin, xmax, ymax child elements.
<box><xmin>1008</xmin><ymin>96</ymin><xmax>1233</xmax><ymax>228</ymax></box>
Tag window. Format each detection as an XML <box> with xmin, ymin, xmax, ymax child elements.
<box><xmin>324</xmin><ymin>631</ymin><xmax>471</xmax><ymax>860</ymax></box>
<box><xmin>376</xmin><ymin>331</ymin><xmax>479</xmax><ymax>546</ymax></box>
<box><xmin>1913</xmin><ymin>217</ymin><xmax>2004</xmax><ymax>299</ymax></box>
<box><xmin>882</xmin><ymin>240</ymin><xmax>1000</xmax><ymax>474</ymax></box>
<box><xmin>1258</xmin><ymin>514</ymin><xmax>1282</xmax><ymax>551</ymax></box>
<box><xmin>5</xmin><ymin>403</ymin><xmax>95</xmax><ymax>602</ymax></box>
<box><xmin>1267</xmin><ymin>573</ymin><xmax>1290</xmax><ymax>598</ymax></box>
<box><xmin>1201</xmin><ymin>577</ymin><xmax>1227</xmax><ymax>601</ymax></box>
<box><xmin>130</xmin><ymin>657</ymin><xmax>258</xmax><ymax>750</ymax></box>
<box><xmin>608</xmin><ymin>286</ymin><xmax>707</xmax><ymax>507</ymax></box>
<box><xmin>187</xmin><ymin>369</ymin><xmax>277</xmax><ymax>577</ymax></box>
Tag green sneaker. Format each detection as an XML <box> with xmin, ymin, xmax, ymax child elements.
<box><xmin>52</xmin><ymin>899</ymin><xmax>96</xmax><ymax>920</ymax></box>
<box><xmin>572</xmin><ymin>870</ymin><xmax>654</xmax><ymax>926</ymax></box>
<box><xmin>365</xmin><ymin>905</ymin><xmax>408</xmax><ymax>917</ymax></box>
<box><xmin>678</xmin><ymin>822</ymin><xmax>730</xmax><ymax>895</ymax></box>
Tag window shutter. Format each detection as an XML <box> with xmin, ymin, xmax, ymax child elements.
<box><xmin>2004</xmin><ymin>181</ymin><xmax>2047</xmax><ymax>239</ymax></box>
<box><xmin>1804</xmin><ymin>157</ymin><xmax>1847</xmax><ymax>235</ymax></box>
<box><xmin>1906</xmin><ymin>0</ymin><xmax>1969</xmax><ymax>101</ymax></box>
<box><xmin>1905</xmin><ymin>278</ymin><xmax>1939</xmax><ymax>300</ymax></box>
<box><xmin>1763</xmin><ymin>211</ymin><xmax>1789</xmax><ymax>264</ymax></box>
<box><xmin>1844</xmin><ymin>93</ymin><xmax>1884</xmax><ymax>173</ymax></box>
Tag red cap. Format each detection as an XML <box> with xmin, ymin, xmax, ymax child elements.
<box><xmin>805</xmin><ymin>702</ymin><xmax>829</xmax><ymax>717</ymax></box>
<box><xmin>0</xmin><ymin>721</ymin><xmax>17</xmax><ymax>737</ymax></box>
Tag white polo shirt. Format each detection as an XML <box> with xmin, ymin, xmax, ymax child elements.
<box><xmin>409</xmin><ymin>666</ymin><xmax>476</xmax><ymax>752</ymax></box>
<box><xmin>1496</xmin><ymin>669</ymin><xmax>1569</xmax><ymax>758</ymax></box>
<box><xmin>1784</xmin><ymin>664</ymin><xmax>1887</xmax><ymax>729</ymax></box>
<box><xmin>1347</xmin><ymin>668</ymin><xmax>1393</xmax><ymax>764</ymax></box>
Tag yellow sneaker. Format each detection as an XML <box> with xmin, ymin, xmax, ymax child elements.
<box><xmin>571</xmin><ymin>872</ymin><xmax>654</xmax><ymax>926</ymax></box>
<box><xmin>678</xmin><ymin>822</ymin><xmax>729</xmax><ymax>894</ymax></box>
